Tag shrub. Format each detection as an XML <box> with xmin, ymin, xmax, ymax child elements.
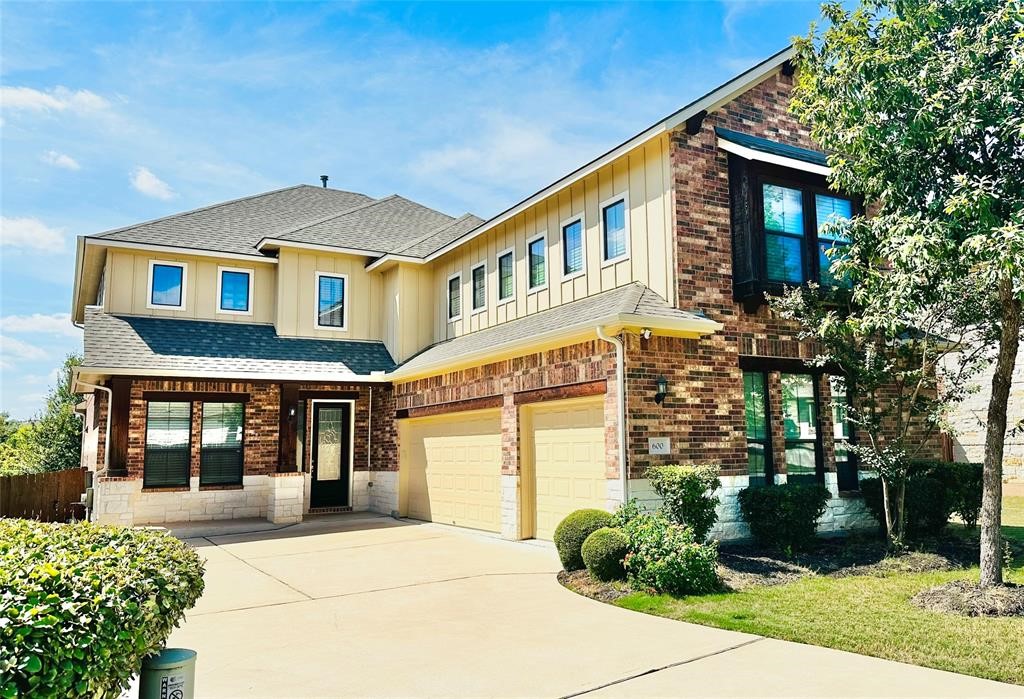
<box><xmin>553</xmin><ymin>509</ymin><xmax>613</xmax><ymax>571</ymax></box>
<box><xmin>581</xmin><ymin>527</ymin><xmax>630</xmax><ymax>581</ymax></box>
<box><xmin>646</xmin><ymin>464</ymin><xmax>721</xmax><ymax>541</ymax></box>
<box><xmin>913</xmin><ymin>460</ymin><xmax>983</xmax><ymax>529</ymax></box>
<box><xmin>622</xmin><ymin>512</ymin><xmax>719</xmax><ymax>596</ymax></box>
<box><xmin>0</xmin><ymin>519</ymin><xmax>205</xmax><ymax>698</ymax></box>
<box><xmin>737</xmin><ymin>484</ymin><xmax>831</xmax><ymax>552</ymax></box>
<box><xmin>861</xmin><ymin>474</ymin><xmax>952</xmax><ymax>537</ymax></box>
<box><xmin>609</xmin><ymin>498</ymin><xmax>644</xmax><ymax>528</ymax></box>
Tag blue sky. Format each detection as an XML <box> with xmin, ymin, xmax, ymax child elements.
<box><xmin>0</xmin><ymin>0</ymin><xmax>824</xmax><ymax>419</ymax></box>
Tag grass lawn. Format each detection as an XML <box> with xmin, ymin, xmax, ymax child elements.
<box><xmin>611</xmin><ymin>496</ymin><xmax>1024</xmax><ymax>686</ymax></box>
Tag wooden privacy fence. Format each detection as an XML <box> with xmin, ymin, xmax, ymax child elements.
<box><xmin>0</xmin><ymin>467</ymin><xmax>87</xmax><ymax>522</ymax></box>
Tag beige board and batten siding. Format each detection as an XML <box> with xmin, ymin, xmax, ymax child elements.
<box><xmin>274</xmin><ymin>247</ymin><xmax>384</xmax><ymax>341</ymax></box>
<box><xmin>432</xmin><ymin>134</ymin><xmax>674</xmax><ymax>343</ymax></box>
<box><xmin>104</xmin><ymin>249</ymin><xmax>276</xmax><ymax>324</ymax></box>
<box><xmin>382</xmin><ymin>263</ymin><xmax>435</xmax><ymax>363</ymax></box>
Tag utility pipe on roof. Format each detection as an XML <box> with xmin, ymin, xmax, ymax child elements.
<box><xmin>76</xmin><ymin>380</ymin><xmax>112</xmax><ymax>476</ymax></box>
<box><xmin>596</xmin><ymin>326</ymin><xmax>628</xmax><ymax>504</ymax></box>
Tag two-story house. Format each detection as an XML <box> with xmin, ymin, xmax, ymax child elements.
<box><xmin>72</xmin><ymin>47</ymin><xmax>940</xmax><ymax>539</ymax></box>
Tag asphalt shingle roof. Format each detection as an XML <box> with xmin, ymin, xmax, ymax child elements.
<box><xmin>397</xmin><ymin>283</ymin><xmax>708</xmax><ymax>375</ymax></box>
<box><xmin>82</xmin><ymin>307</ymin><xmax>396</xmax><ymax>377</ymax></box>
<box><xmin>715</xmin><ymin>127</ymin><xmax>829</xmax><ymax>168</ymax></box>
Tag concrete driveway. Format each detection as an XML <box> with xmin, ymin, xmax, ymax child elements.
<box><xmin>169</xmin><ymin>514</ymin><xmax>1022</xmax><ymax>698</ymax></box>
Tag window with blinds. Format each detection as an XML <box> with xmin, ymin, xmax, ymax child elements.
<box><xmin>602</xmin><ymin>199</ymin><xmax>627</xmax><ymax>262</ymax></box>
<box><xmin>447</xmin><ymin>274</ymin><xmax>461</xmax><ymax>320</ymax></box>
<box><xmin>497</xmin><ymin>250</ymin><xmax>514</xmax><ymax>302</ymax></box>
<box><xmin>317</xmin><ymin>273</ymin><xmax>346</xmax><ymax>328</ymax></box>
<box><xmin>471</xmin><ymin>263</ymin><xmax>486</xmax><ymax>311</ymax></box>
<box><xmin>144</xmin><ymin>401</ymin><xmax>191</xmax><ymax>488</ymax></box>
<box><xmin>200</xmin><ymin>402</ymin><xmax>244</xmax><ymax>486</ymax></box>
<box><xmin>562</xmin><ymin>218</ymin><xmax>584</xmax><ymax>277</ymax></box>
<box><xmin>527</xmin><ymin>236</ymin><xmax>546</xmax><ymax>290</ymax></box>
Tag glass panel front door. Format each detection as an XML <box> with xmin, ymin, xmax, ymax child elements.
<box><xmin>311</xmin><ymin>402</ymin><xmax>352</xmax><ymax>507</ymax></box>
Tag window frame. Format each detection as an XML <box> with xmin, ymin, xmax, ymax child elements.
<box><xmin>496</xmin><ymin>247</ymin><xmax>515</xmax><ymax>304</ymax></box>
<box><xmin>199</xmin><ymin>401</ymin><xmax>245</xmax><ymax>487</ymax></box>
<box><xmin>146</xmin><ymin>260</ymin><xmax>188</xmax><ymax>311</ymax></box>
<box><xmin>526</xmin><ymin>232</ymin><xmax>548</xmax><ymax>293</ymax></box>
<box><xmin>830</xmin><ymin>376</ymin><xmax>860</xmax><ymax>491</ymax></box>
<box><xmin>560</xmin><ymin>214</ymin><xmax>586</xmax><ymax>281</ymax></box>
<box><xmin>599</xmin><ymin>194</ymin><xmax>631</xmax><ymax>266</ymax></box>
<box><xmin>470</xmin><ymin>261</ymin><xmax>487</xmax><ymax>314</ymax></box>
<box><xmin>446</xmin><ymin>271</ymin><xmax>462</xmax><ymax>322</ymax></box>
<box><xmin>313</xmin><ymin>271</ymin><xmax>349</xmax><ymax>331</ymax></box>
<box><xmin>143</xmin><ymin>400</ymin><xmax>192</xmax><ymax>489</ymax></box>
<box><xmin>742</xmin><ymin>371</ymin><xmax>773</xmax><ymax>487</ymax></box>
<box><xmin>779</xmin><ymin>372</ymin><xmax>826</xmax><ymax>486</ymax></box>
<box><xmin>216</xmin><ymin>266</ymin><xmax>254</xmax><ymax>316</ymax></box>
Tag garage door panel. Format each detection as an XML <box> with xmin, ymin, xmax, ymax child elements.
<box><xmin>529</xmin><ymin>398</ymin><xmax>609</xmax><ymax>540</ymax></box>
<box><xmin>400</xmin><ymin>410</ymin><xmax>502</xmax><ymax>533</ymax></box>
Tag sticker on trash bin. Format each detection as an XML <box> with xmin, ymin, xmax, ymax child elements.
<box><xmin>160</xmin><ymin>674</ymin><xmax>186</xmax><ymax>699</ymax></box>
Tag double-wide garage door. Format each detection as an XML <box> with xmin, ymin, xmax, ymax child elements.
<box><xmin>398</xmin><ymin>397</ymin><xmax>607</xmax><ymax>539</ymax></box>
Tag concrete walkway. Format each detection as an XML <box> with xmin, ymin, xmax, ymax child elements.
<box><xmin>169</xmin><ymin>514</ymin><xmax>1022</xmax><ymax>698</ymax></box>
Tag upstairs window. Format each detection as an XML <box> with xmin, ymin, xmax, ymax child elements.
<box><xmin>763</xmin><ymin>184</ymin><xmax>806</xmax><ymax>283</ymax></box>
<box><xmin>601</xmin><ymin>198</ymin><xmax>628</xmax><ymax>263</ymax></box>
<box><xmin>497</xmin><ymin>248</ymin><xmax>514</xmax><ymax>303</ymax></box>
<box><xmin>316</xmin><ymin>273</ymin><xmax>347</xmax><ymax>329</ymax></box>
<box><xmin>144</xmin><ymin>401</ymin><xmax>191</xmax><ymax>488</ymax></box>
<box><xmin>561</xmin><ymin>217</ymin><xmax>584</xmax><ymax>279</ymax></box>
<box><xmin>148</xmin><ymin>261</ymin><xmax>186</xmax><ymax>309</ymax></box>
<box><xmin>527</xmin><ymin>234</ymin><xmax>547</xmax><ymax>291</ymax></box>
<box><xmin>816</xmin><ymin>195</ymin><xmax>853</xmax><ymax>286</ymax></box>
<box><xmin>200</xmin><ymin>402</ymin><xmax>244</xmax><ymax>486</ymax></box>
<box><xmin>447</xmin><ymin>273</ymin><xmax>462</xmax><ymax>320</ymax></box>
<box><xmin>471</xmin><ymin>262</ymin><xmax>486</xmax><ymax>312</ymax></box>
<box><xmin>218</xmin><ymin>267</ymin><xmax>252</xmax><ymax>314</ymax></box>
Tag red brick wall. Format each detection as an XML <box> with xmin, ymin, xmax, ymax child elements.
<box><xmin>392</xmin><ymin>340</ymin><xmax>620</xmax><ymax>477</ymax></box>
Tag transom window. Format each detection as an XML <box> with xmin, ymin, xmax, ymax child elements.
<box><xmin>602</xmin><ymin>198</ymin><xmax>628</xmax><ymax>262</ymax></box>
<box><xmin>218</xmin><ymin>268</ymin><xmax>252</xmax><ymax>314</ymax></box>
<box><xmin>471</xmin><ymin>263</ymin><xmax>486</xmax><ymax>312</ymax></box>
<box><xmin>497</xmin><ymin>249</ymin><xmax>514</xmax><ymax>302</ymax></box>
<box><xmin>527</xmin><ymin>235</ymin><xmax>547</xmax><ymax>291</ymax></box>
<box><xmin>561</xmin><ymin>218</ymin><xmax>584</xmax><ymax>278</ymax></box>
<box><xmin>144</xmin><ymin>401</ymin><xmax>191</xmax><ymax>488</ymax></box>
<box><xmin>148</xmin><ymin>261</ymin><xmax>186</xmax><ymax>309</ymax></box>
<box><xmin>316</xmin><ymin>273</ymin><xmax>347</xmax><ymax>329</ymax></box>
<box><xmin>447</xmin><ymin>273</ymin><xmax>462</xmax><ymax>320</ymax></box>
<box><xmin>742</xmin><ymin>372</ymin><xmax>771</xmax><ymax>486</ymax></box>
<box><xmin>762</xmin><ymin>182</ymin><xmax>852</xmax><ymax>286</ymax></box>
<box><xmin>200</xmin><ymin>402</ymin><xmax>244</xmax><ymax>486</ymax></box>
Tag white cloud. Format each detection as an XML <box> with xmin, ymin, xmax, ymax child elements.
<box><xmin>0</xmin><ymin>313</ymin><xmax>80</xmax><ymax>338</ymax></box>
<box><xmin>0</xmin><ymin>335</ymin><xmax>47</xmax><ymax>361</ymax></box>
<box><xmin>0</xmin><ymin>216</ymin><xmax>65</xmax><ymax>252</ymax></box>
<box><xmin>0</xmin><ymin>85</ymin><xmax>110</xmax><ymax>114</ymax></box>
<box><xmin>130</xmin><ymin>166</ymin><xmax>176</xmax><ymax>200</ymax></box>
<box><xmin>41</xmin><ymin>150</ymin><xmax>81</xmax><ymax>170</ymax></box>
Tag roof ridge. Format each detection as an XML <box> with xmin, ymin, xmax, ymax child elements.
<box><xmin>271</xmin><ymin>194</ymin><xmax>399</xmax><ymax>240</ymax></box>
<box><xmin>90</xmin><ymin>184</ymin><xmax>368</xmax><ymax>240</ymax></box>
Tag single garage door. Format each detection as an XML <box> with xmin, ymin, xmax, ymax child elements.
<box><xmin>399</xmin><ymin>409</ymin><xmax>502</xmax><ymax>533</ymax></box>
<box><xmin>525</xmin><ymin>397</ymin><xmax>608</xmax><ymax>540</ymax></box>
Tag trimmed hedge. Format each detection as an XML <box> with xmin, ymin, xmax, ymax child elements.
<box><xmin>737</xmin><ymin>484</ymin><xmax>831</xmax><ymax>552</ymax></box>
<box><xmin>581</xmin><ymin>527</ymin><xmax>629</xmax><ymax>582</ymax></box>
<box><xmin>914</xmin><ymin>460</ymin><xmax>983</xmax><ymax>529</ymax></box>
<box><xmin>860</xmin><ymin>475</ymin><xmax>952</xmax><ymax>537</ymax></box>
<box><xmin>646</xmin><ymin>464</ymin><xmax>721</xmax><ymax>541</ymax></box>
<box><xmin>0</xmin><ymin>519</ymin><xmax>205</xmax><ymax>698</ymax></box>
<box><xmin>554</xmin><ymin>509</ymin><xmax>613</xmax><ymax>571</ymax></box>
<box><xmin>623</xmin><ymin>512</ymin><xmax>719</xmax><ymax>596</ymax></box>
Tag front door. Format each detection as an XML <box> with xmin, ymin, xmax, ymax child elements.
<box><xmin>311</xmin><ymin>402</ymin><xmax>352</xmax><ymax>508</ymax></box>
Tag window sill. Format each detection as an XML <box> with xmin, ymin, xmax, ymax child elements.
<box><xmin>199</xmin><ymin>484</ymin><xmax>244</xmax><ymax>491</ymax></box>
<box><xmin>141</xmin><ymin>486</ymin><xmax>190</xmax><ymax>493</ymax></box>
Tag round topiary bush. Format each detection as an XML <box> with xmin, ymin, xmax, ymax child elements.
<box><xmin>581</xmin><ymin>527</ymin><xmax>629</xmax><ymax>581</ymax></box>
<box><xmin>553</xmin><ymin>508</ymin><xmax>613</xmax><ymax>571</ymax></box>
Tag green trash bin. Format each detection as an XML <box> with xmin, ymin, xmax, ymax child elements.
<box><xmin>139</xmin><ymin>648</ymin><xmax>196</xmax><ymax>699</ymax></box>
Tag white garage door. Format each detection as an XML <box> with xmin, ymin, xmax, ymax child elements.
<box><xmin>399</xmin><ymin>409</ymin><xmax>502</xmax><ymax>533</ymax></box>
<box><xmin>526</xmin><ymin>397</ymin><xmax>609</xmax><ymax>540</ymax></box>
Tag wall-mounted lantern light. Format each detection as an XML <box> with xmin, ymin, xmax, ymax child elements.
<box><xmin>654</xmin><ymin>376</ymin><xmax>668</xmax><ymax>405</ymax></box>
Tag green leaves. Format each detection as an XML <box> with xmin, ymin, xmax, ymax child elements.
<box><xmin>0</xmin><ymin>520</ymin><xmax>205</xmax><ymax>698</ymax></box>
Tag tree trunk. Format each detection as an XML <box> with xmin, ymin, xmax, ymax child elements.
<box><xmin>979</xmin><ymin>281</ymin><xmax>1021</xmax><ymax>588</ymax></box>
<box><xmin>881</xmin><ymin>476</ymin><xmax>906</xmax><ymax>551</ymax></box>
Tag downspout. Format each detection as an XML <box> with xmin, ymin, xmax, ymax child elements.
<box><xmin>596</xmin><ymin>326</ymin><xmax>628</xmax><ymax>503</ymax></box>
<box><xmin>76</xmin><ymin>380</ymin><xmax>112</xmax><ymax>475</ymax></box>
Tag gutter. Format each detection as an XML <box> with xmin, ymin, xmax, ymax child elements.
<box><xmin>596</xmin><ymin>326</ymin><xmax>628</xmax><ymax>504</ymax></box>
<box><xmin>74</xmin><ymin>376</ymin><xmax>112</xmax><ymax>476</ymax></box>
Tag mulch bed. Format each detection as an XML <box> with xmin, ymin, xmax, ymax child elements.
<box><xmin>911</xmin><ymin>580</ymin><xmax>1024</xmax><ymax>617</ymax></box>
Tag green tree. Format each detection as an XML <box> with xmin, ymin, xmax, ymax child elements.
<box><xmin>34</xmin><ymin>353</ymin><xmax>84</xmax><ymax>473</ymax></box>
<box><xmin>0</xmin><ymin>412</ymin><xmax>20</xmax><ymax>443</ymax></box>
<box><xmin>791</xmin><ymin>0</ymin><xmax>1023</xmax><ymax>585</ymax></box>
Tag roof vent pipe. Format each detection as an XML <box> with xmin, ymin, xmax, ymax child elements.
<box><xmin>320</xmin><ymin>175</ymin><xmax>329</xmax><ymax>188</ymax></box>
